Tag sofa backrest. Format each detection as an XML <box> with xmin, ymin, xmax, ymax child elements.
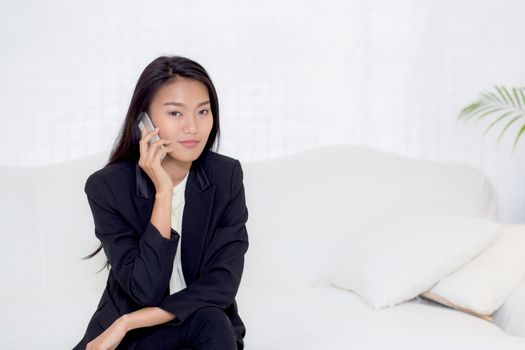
<box><xmin>1</xmin><ymin>152</ymin><xmax>110</xmax><ymax>295</ymax></box>
<box><xmin>240</xmin><ymin>144</ymin><xmax>497</xmax><ymax>288</ymax></box>
<box><xmin>0</xmin><ymin>144</ymin><xmax>497</xmax><ymax>295</ymax></box>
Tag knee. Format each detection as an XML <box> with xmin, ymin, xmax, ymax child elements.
<box><xmin>192</xmin><ymin>307</ymin><xmax>234</xmax><ymax>334</ymax></box>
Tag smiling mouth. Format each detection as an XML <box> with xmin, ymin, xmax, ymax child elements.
<box><xmin>180</xmin><ymin>141</ymin><xmax>199</xmax><ymax>148</ymax></box>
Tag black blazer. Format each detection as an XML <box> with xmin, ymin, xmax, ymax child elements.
<box><xmin>73</xmin><ymin>150</ymin><xmax>249</xmax><ymax>349</ymax></box>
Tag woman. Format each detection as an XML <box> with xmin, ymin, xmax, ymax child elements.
<box><xmin>73</xmin><ymin>55</ymin><xmax>249</xmax><ymax>350</ymax></box>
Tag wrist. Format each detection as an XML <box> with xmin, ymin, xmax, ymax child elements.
<box><xmin>155</xmin><ymin>191</ymin><xmax>172</xmax><ymax>199</ymax></box>
<box><xmin>117</xmin><ymin>313</ymin><xmax>132</xmax><ymax>332</ymax></box>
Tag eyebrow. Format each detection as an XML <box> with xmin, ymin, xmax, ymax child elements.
<box><xmin>163</xmin><ymin>100</ymin><xmax>210</xmax><ymax>107</ymax></box>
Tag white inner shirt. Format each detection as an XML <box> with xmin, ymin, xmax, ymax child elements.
<box><xmin>169</xmin><ymin>170</ymin><xmax>189</xmax><ymax>294</ymax></box>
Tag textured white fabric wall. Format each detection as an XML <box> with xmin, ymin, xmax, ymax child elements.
<box><xmin>1</xmin><ymin>0</ymin><xmax>524</xmax><ymax>221</ymax></box>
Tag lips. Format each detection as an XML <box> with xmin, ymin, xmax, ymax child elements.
<box><xmin>180</xmin><ymin>140</ymin><xmax>199</xmax><ymax>148</ymax></box>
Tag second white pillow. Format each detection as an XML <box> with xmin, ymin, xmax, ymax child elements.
<box><xmin>422</xmin><ymin>224</ymin><xmax>525</xmax><ymax>317</ymax></box>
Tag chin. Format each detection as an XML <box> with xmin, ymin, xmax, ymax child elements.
<box><xmin>167</xmin><ymin>151</ymin><xmax>200</xmax><ymax>163</ymax></box>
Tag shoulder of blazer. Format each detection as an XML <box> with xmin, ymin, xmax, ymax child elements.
<box><xmin>84</xmin><ymin>160</ymin><xmax>134</xmax><ymax>192</ymax></box>
<box><xmin>203</xmin><ymin>151</ymin><xmax>243</xmax><ymax>198</ymax></box>
<box><xmin>84</xmin><ymin>160</ymin><xmax>135</xmax><ymax>195</ymax></box>
<box><xmin>205</xmin><ymin>151</ymin><xmax>240</xmax><ymax>180</ymax></box>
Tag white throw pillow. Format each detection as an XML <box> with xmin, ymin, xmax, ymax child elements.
<box><xmin>328</xmin><ymin>211</ymin><xmax>501</xmax><ymax>309</ymax></box>
<box><xmin>493</xmin><ymin>276</ymin><xmax>525</xmax><ymax>337</ymax></box>
<box><xmin>422</xmin><ymin>224</ymin><xmax>525</xmax><ymax>318</ymax></box>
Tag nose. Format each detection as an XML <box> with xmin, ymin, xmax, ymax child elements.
<box><xmin>183</xmin><ymin>114</ymin><xmax>198</xmax><ymax>134</ymax></box>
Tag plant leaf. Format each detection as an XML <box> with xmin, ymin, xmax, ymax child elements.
<box><xmin>513</xmin><ymin>88</ymin><xmax>523</xmax><ymax>109</ymax></box>
<box><xmin>483</xmin><ymin>110</ymin><xmax>518</xmax><ymax>135</ymax></box>
<box><xmin>460</xmin><ymin>104</ymin><xmax>498</xmax><ymax>122</ymax></box>
<box><xmin>512</xmin><ymin>123</ymin><xmax>525</xmax><ymax>153</ymax></box>
<box><xmin>459</xmin><ymin>86</ymin><xmax>525</xmax><ymax>152</ymax></box>
<box><xmin>474</xmin><ymin>106</ymin><xmax>513</xmax><ymax>122</ymax></box>
<box><xmin>495</xmin><ymin>86</ymin><xmax>512</xmax><ymax>106</ymax></box>
<box><xmin>497</xmin><ymin>114</ymin><xmax>524</xmax><ymax>144</ymax></box>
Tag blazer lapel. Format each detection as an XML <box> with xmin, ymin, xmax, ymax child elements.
<box><xmin>181</xmin><ymin>169</ymin><xmax>215</xmax><ymax>285</ymax></box>
<box><xmin>133</xmin><ymin>156</ymin><xmax>216</xmax><ymax>285</ymax></box>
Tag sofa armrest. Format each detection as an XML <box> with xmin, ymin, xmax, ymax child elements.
<box><xmin>493</xmin><ymin>276</ymin><xmax>525</xmax><ymax>337</ymax></box>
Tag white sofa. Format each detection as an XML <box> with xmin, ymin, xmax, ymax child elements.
<box><xmin>1</xmin><ymin>144</ymin><xmax>524</xmax><ymax>349</ymax></box>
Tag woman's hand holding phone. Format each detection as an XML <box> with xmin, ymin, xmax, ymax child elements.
<box><xmin>138</xmin><ymin>127</ymin><xmax>174</xmax><ymax>194</ymax></box>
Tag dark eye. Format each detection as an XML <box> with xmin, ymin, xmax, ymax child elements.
<box><xmin>199</xmin><ymin>109</ymin><xmax>209</xmax><ymax>116</ymax></box>
<box><xmin>170</xmin><ymin>111</ymin><xmax>182</xmax><ymax>117</ymax></box>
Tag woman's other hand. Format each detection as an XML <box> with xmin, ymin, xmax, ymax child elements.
<box><xmin>138</xmin><ymin>127</ymin><xmax>173</xmax><ymax>194</ymax></box>
<box><xmin>86</xmin><ymin>316</ymin><xmax>128</xmax><ymax>350</ymax></box>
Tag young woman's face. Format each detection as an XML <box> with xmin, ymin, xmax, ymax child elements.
<box><xmin>148</xmin><ymin>76</ymin><xmax>214</xmax><ymax>163</ymax></box>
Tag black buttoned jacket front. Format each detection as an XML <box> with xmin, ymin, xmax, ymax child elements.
<box><xmin>74</xmin><ymin>150</ymin><xmax>249</xmax><ymax>349</ymax></box>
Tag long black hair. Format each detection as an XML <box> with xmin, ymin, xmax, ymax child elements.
<box><xmin>83</xmin><ymin>55</ymin><xmax>221</xmax><ymax>270</ymax></box>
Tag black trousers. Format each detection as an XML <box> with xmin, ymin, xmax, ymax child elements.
<box><xmin>114</xmin><ymin>306</ymin><xmax>238</xmax><ymax>350</ymax></box>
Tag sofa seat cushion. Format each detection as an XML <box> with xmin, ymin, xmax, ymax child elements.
<box><xmin>235</xmin><ymin>286</ymin><xmax>525</xmax><ymax>349</ymax></box>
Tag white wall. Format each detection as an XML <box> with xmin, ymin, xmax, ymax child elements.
<box><xmin>1</xmin><ymin>0</ymin><xmax>524</xmax><ymax>222</ymax></box>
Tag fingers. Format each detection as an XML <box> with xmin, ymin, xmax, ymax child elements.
<box><xmin>139</xmin><ymin>128</ymin><xmax>171</xmax><ymax>167</ymax></box>
<box><xmin>155</xmin><ymin>142</ymin><xmax>172</xmax><ymax>163</ymax></box>
<box><xmin>138</xmin><ymin>127</ymin><xmax>155</xmax><ymax>167</ymax></box>
<box><xmin>146</xmin><ymin>139</ymin><xmax>172</xmax><ymax>165</ymax></box>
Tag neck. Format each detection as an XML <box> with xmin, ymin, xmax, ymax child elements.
<box><xmin>162</xmin><ymin>155</ymin><xmax>192</xmax><ymax>188</ymax></box>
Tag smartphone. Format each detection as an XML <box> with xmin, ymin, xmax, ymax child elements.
<box><xmin>138</xmin><ymin>112</ymin><xmax>166</xmax><ymax>162</ymax></box>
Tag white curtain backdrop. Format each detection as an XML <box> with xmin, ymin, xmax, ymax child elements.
<box><xmin>1</xmin><ymin>0</ymin><xmax>524</xmax><ymax>222</ymax></box>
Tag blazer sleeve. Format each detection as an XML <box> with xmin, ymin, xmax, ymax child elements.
<box><xmin>158</xmin><ymin>159</ymin><xmax>250</xmax><ymax>325</ymax></box>
<box><xmin>84</xmin><ymin>172</ymin><xmax>180</xmax><ymax>306</ymax></box>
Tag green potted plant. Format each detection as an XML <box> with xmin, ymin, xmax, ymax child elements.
<box><xmin>458</xmin><ymin>86</ymin><xmax>525</xmax><ymax>152</ymax></box>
